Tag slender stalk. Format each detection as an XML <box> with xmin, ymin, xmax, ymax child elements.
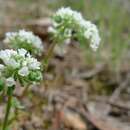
<box><xmin>0</xmin><ymin>91</ymin><xmax>4</xmax><ymax>104</ymax></box>
<box><xmin>2</xmin><ymin>94</ymin><xmax>12</xmax><ymax>130</ymax></box>
<box><xmin>8</xmin><ymin>107</ymin><xmax>18</xmax><ymax>126</ymax></box>
<box><xmin>43</xmin><ymin>41</ymin><xmax>57</xmax><ymax>72</ymax></box>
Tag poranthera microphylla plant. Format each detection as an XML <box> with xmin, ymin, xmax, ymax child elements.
<box><xmin>49</xmin><ymin>7</ymin><xmax>100</xmax><ymax>50</ymax></box>
<box><xmin>1</xmin><ymin>7</ymin><xmax>100</xmax><ymax>129</ymax></box>
<box><xmin>0</xmin><ymin>49</ymin><xmax>42</xmax><ymax>130</ymax></box>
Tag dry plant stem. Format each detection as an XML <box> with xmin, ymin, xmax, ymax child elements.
<box><xmin>2</xmin><ymin>94</ymin><xmax>12</xmax><ymax>130</ymax></box>
<box><xmin>43</xmin><ymin>41</ymin><xmax>57</xmax><ymax>72</ymax></box>
<box><xmin>21</xmin><ymin>85</ymin><xmax>30</xmax><ymax>98</ymax></box>
<box><xmin>109</xmin><ymin>75</ymin><xmax>130</xmax><ymax>103</ymax></box>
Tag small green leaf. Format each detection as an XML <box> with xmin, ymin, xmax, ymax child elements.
<box><xmin>54</xmin><ymin>16</ymin><xmax>62</xmax><ymax>23</ymax></box>
<box><xmin>5</xmin><ymin>126</ymin><xmax>11</xmax><ymax>130</ymax></box>
<box><xmin>29</xmin><ymin>71</ymin><xmax>42</xmax><ymax>82</ymax></box>
<box><xmin>12</xmin><ymin>97</ymin><xmax>25</xmax><ymax>110</ymax></box>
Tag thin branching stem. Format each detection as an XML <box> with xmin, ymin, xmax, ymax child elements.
<box><xmin>43</xmin><ymin>41</ymin><xmax>57</xmax><ymax>72</ymax></box>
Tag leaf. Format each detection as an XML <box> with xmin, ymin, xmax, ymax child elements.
<box><xmin>11</xmin><ymin>97</ymin><xmax>25</xmax><ymax>110</ymax></box>
<box><xmin>5</xmin><ymin>126</ymin><xmax>11</xmax><ymax>130</ymax></box>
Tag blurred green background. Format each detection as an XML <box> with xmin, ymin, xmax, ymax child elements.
<box><xmin>0</xmin><ymin>0</ymin><xmax>130</xmax><ymax>72</ymax></box>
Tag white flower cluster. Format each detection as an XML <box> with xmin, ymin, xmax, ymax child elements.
<box><xmin>49</xmin><ymin>7</ymin><xmax>101</xmax><ymax>51</ymax></box>
<box><xmin>0</xmin><ymin>49</ymin><xmax>42</xmax><ymax>87</ymax></box>
<box><xmin>82</xmin><ymin>21</ymin><xmax>101</xmax><ymax>51</ymax></box>
<box><xmin>4</xmin><ymin>30</ymin><xmax>44</xmax><ymax>56</ymax></box>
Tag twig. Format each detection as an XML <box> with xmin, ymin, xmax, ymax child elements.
<box><xmin>42</xmin><ymin>41</ymin><xmax>57</xmax><ymax>72</ymax></box>
<box><xmin>109</xmin><ymin>73</ymin><xmax>130</xmax><ymax>103</ymax></box>
<box><xmin>74</xmin><ymin>64</ymin><xmax>105</xmax><ymax>79</ymax></box>
<box><xmin>90</xmin><ymin>96</ymin><xmax>130</xmax><ymax>111</ymax></box>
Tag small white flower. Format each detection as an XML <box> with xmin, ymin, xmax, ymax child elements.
<box><xmin>48</xmin><ymin>26</ymin><xmax>56</xmax><ymax>33</ymax></box>
<box><xmin>4</xmin><ymin>58</ymin><xmax>20</xmax><ymax>68</ymax></box>
<box><xmin>18</xmin><ymin>30</ymin><xmax>44</xmax><ymax>52</ymax></box>
<box><xmin>27</xmin><ymin>58</ymin><xmax>41</xmax><ymax>70</ymax></box>
<box><xmin>18</xmin><ymin>67</ymin><xmax>29</xmax><ymax>76</ymax></box>
<box><xmin>56</xmin><ymin>7</ymin><xmax>74</xmax><ymax>17</ymax></box>
<box><xmin>4</xmin><ymin>32</ymin><xmax>17</xmax><ymax>44</ymax></box>
<box><xmin>0</xmin><ymin>64</ymin><xmax>5</xmax><ymax>71</ymax></box>
<box><xmin>84</xmin><ymin>23</ymin><xmax>101</xmax><ymax>51</ymax></box>
<box><xmin>22</xmin><ymin>61</ymin><xmax>27</xmax><ymax>67</ymax></box>
<box><xmin>6</xmin><ymin>77</ymin><xmax>16</xmax><ymax>87</ymax></box>
<box><xmin>0</xmin><ymin>49</ymin><xmax>20</xmax><ymax>68</ymax></box>
<box><xmin>0</xmin><ymin>49</ymin><xmax>16</xmax><ymax>60</ymax></box>
<box><xmin>18</xmin><ymin>48</ymin><xmax>27</xmax><ymax>57</ymax></box>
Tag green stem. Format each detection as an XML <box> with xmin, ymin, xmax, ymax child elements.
<box><xmin>2</xmin><ymin>93</ymin><xmax>12</xmax><ymax>130</ymax></box>
<box><xmin>42</xmin><ymin>41</ymin><xmax>57</xmax><ymax>72</ymax></box>
<box><xmin>8</xmin><ymin>108</ymin><xmax>18</xmax><ymax>126</ymax></box>
<box><xmin>0</xmin><ymin>91</ymin><xmax>4</xmax><ymax>104</ymax></box>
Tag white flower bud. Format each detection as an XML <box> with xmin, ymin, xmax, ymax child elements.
<box><xmin>28</xmin><ymin>58</ymin><xmax>41</xmax><ymax>70</ymax></box>
<box><xmin>0</xmin><ymin>64</ymin><xmax>5</xmax><ymax>71</ymax></box>
<box><xmin>6</xmin><ymin>77</ymin><xmax>15</xmax><ymax>87</ymax></box>
<box><xmin>18</xmin><ymin>67</ymin><xmax>29</xmax><ymax>76</ymax></box>
<box><xmin>18</xmin><ymin>48</ymin><xmax>27</xmax><ymax>57</ymax></box>
<box><xmin>48</xmin><ymin>26</ymin><xmax>56</xmax><ymax>33</ymax></box>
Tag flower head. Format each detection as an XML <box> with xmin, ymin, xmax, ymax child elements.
<box><xmin>4</xmin><ymin>30</ymin><xmax>44</xmax><ymax>56</ymax></box>
<box><xmin>0</xmin><ymin>48</ymin><xmax>42</xmax><ymax>88</ymax></box>
<box><xmin>49</xmin><ymin>7</ymin><xmax>101</xmax><ymax>51</ymax></box>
